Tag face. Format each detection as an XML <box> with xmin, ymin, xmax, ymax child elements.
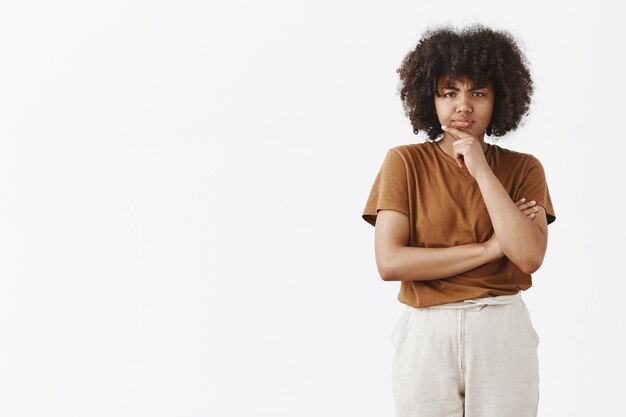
<box><xmin>434</xmin><ymin>75</ymin><xmax>495</xmax><ymax>140</ymax></box>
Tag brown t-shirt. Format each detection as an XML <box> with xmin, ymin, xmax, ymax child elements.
<box><xmin>362</xmin><ymin>141</ymin><xmax>556</xmax><ymax>308</ymax></box>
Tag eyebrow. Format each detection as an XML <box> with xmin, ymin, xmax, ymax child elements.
<box><xmin>441</xmin><ymin>83</ymin><xmax>488</xmax><ymax>91</ymax></box>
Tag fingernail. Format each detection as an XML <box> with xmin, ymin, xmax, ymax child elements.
<box><xmin>441</xmin><ymin>125</ymin><xmax>447</xmax><ymax>130</ymax></box>
<box><xmin>520</xmin><ymin>198</ymin><xmax>526</xmax><ymax>202</ymax></box>
<box><xmin>531</xmin><ymin>200</ymin><xmax>536</xmax><ymax>204</ymax></box>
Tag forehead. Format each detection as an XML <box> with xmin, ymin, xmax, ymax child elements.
<box><xmin>437</xmin><ymin>75</ymin><xmax>492</xmax><ymax>89</ymax></box>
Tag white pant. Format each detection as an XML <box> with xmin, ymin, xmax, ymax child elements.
<box><xmin>390</xmin><ymin>292</ymin><xmax>540</xmax><ymax>417</ymax></box>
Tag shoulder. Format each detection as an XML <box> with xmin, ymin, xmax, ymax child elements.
<box><xmin>376</xmin><ymin>142</ymin><xmax>436</xmax><ymax>183</ymax></box>
<box><xmin>387</xmin><ymin>142</ymin><xmax>433</xmax><ymax>161</ymax></box>
<box><xmin>489</xmin><ymin>143</ymin><xmax>543</xmax><ymax>169</ymax></box>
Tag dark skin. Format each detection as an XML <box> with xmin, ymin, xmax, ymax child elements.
<box><xmin>372</xmin><ymin>106</ymin><xmax>546</xmax><ymax>280</ymax></box>
<box><xmin>434</xmin><ymin>76</ymin><xmax>540</xmax><ymax>222</ymax></box>
<box><xmin>434</xmin><ymin>75</ymin><xmax>547</xmax><ymax>270</ymax></box>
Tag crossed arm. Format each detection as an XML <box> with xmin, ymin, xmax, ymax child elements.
<box><xmin>374</xmin><ymin>193</ymin><xmax>548</xmax><ymax>281</ymax></box>
<box><xmin>473</xmin><ymin>168</ymin><xmax>548</xmax><ymax>274</ymax></box>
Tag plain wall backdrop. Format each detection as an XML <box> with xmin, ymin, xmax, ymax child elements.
<box><xmin>1</xmin><ymin>0</ymin><xmax>624</xmax><ymax>416</ymax></box>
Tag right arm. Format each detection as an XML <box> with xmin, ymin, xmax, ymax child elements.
<box><xmin>374</xmin><ymin>198</ymin><xmax>538</xmax><ymax>281</ymax></box>
<box><xmin>374</xmin><ymin>209</ymin><xmax>502</xmax><ymax>281</ymax></box>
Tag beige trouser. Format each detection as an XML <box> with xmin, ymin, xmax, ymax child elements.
<box><xmin>390</xmin><ymin>292</ymin><xmax>540</xmax><ymax>417</ymax></box>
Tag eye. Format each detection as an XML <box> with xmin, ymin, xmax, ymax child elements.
<box><xmin>473</xmin><ymin>92</ymin><xmax>485</xmax><ymax>97</ymax></box>
<box><xmin>443</xmin><ymin>92</ymin><xmax>455</xmax><ymax>98</ymax></box>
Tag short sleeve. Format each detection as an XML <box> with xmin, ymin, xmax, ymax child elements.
<box><xmin>514</xmin><ymin>156</ymin><xmax>556</xmax><ymax>225</ymax></box>
<box><xmin>361</xmin><ymin>149</ymin><xmax>409</xmax><ymax>227</ymax></box>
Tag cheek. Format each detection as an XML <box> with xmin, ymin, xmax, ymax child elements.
<box><xmin>487</xmin><ymin>99</ymin><xmax>494</xmax><ymax>114</ymax></box>
<box><xmin>433</xmin><ymin>100</ymin><xmax>449</xmax><ymax>116</ymax></box>
<box><xmin>434</xmin><ymin>108</ymin><xmax>447</xmax><ymax>122</ymax></box>
<box><xmin>479</xmin><ymin>101</ymin><xmax>495</xmax><ymax>119</ymax></box>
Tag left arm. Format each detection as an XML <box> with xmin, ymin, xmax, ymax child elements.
<box><xmin>474</xmin><ymin>169</ymin><xmax>548</xmax><ymax>274</ymax></box>
<box><xmin>442</xmin><ymin>125</ymin><xmax>549</xmax><ymax>274</ymax></box>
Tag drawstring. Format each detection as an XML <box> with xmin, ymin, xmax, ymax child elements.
<box><xmin>426</xmin><ymin>291</ymin><xmax>522</xmax><ymax>310</ymax></box>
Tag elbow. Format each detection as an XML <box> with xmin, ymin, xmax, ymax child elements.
<box><xmin>519</xmin><ymin>256</ymin><xmax>543</xmax><ymax>275</ymax></box>
<box><xmin>507</xmin><ymin>241</ymin><xmax>546</xmax><ymax>275</ymax></box>
<box><xmin>376</xmin><ymin>255</ymin><xmax>398</xmax><ymax>281</ymax></box>
<box><xmin>378</xmin><ymin>263</ymin><xmax>396</xmax><ymax>281</ymax></box>
<box><xmin>520</xmin><ymin>228</ymin><xmax>548</xmax><ymax>275</ymax></box>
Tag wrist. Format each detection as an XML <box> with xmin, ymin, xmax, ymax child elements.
<box><xmin>483</xmin><ymin>240</ymin><xmax>503</xmax><ymax>262</ymax></box>
<box><xmin>473</xmin><ymin>165</ymin><xmax>494</xmax><ymax>183</ymax></box>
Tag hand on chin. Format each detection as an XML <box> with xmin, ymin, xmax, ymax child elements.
<box><xmin>441</xmin><ymin>125</ymin><xmax>489</xmax><ymax>177</ymax></box>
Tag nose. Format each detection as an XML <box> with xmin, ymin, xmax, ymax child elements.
<box><xmin>457</xmin><ymin>95</ymin><xmax>472</xmax><ymax>113</ymax></box>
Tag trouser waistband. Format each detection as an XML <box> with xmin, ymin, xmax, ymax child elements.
<box><xmin>425</xmin><ymin>291</ymin><xmax>522</xmax><ymax>310</ymax></box>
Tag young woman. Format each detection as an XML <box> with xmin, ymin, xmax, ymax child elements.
<box><xmin>362</xmin><ymin>24</ymin><xmax>556</xmax><ymax>417</ymax></box>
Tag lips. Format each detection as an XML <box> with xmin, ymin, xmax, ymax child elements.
<box><xmin>452</xmin><ymin>119</ymin><xmax>474</xmax><ymax>128</ymax></box>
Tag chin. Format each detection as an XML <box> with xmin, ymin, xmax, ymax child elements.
<box><xmin>471</xmin><ymin>126</ymin><xmax>486</xmax><ymax>136</ymax></box>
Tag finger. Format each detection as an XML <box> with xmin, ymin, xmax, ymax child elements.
<box><xmin>516</xmin><ymin>199</ymin><xmax>539</xmax><ymax>211</ymax></box>
<box><xmin>520</xmin><ymin>200</ymin><xmax>538</xmax><ymax>211</ymax></box>
<box><xmin>521</xmin><ymin>207</ymin><xmax>538</xmax><ymax>220</ymax></box>
<box><xmin>441</xmin><ymin>125</ymin><xmax>469</xmax><ymax>140</ymax></box>
<box><xmin>524</xmin><ymin>206</ymin><xmax>540</xmax><ymax>215</ymax></box>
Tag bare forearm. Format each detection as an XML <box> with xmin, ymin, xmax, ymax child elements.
<box><xmin>474</xmin><ymin>169</ymin><xmax>545</xmax><ymax>272</ymax></box>
<box><xmin>382</xmin><ymin>243</ymin><xmax>500</xmax><ymax>281</ymax></box>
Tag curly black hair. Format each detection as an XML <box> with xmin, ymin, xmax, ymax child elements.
<box><xmin>397</xmin><ymin>23</ymin><xmax>533</xmax><ymax>140</ymax></box>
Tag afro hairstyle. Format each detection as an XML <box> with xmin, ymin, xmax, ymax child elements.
<box><xmin>396</xmin><ymin>23</ymin><xmax>534</xmax><ymax>140</ymax></box>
